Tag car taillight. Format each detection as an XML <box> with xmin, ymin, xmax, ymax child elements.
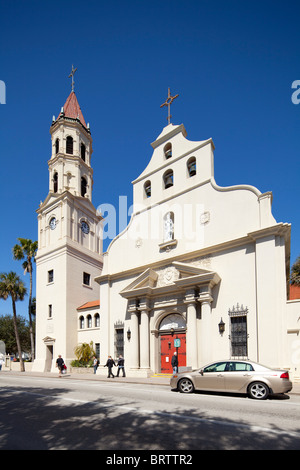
<box><xmin>280</xmin><ymin>372</ymin><xmax>289</xmax><ymax>379</ymax></box>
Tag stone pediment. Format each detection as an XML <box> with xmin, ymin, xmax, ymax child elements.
<box><xmin>120</xmin><ymin>261</ymin><xmax>221</xmax><ymax>299</ymax></box>
<box><xmin>120</xmin><ymin>268</ymin><xmax>158</xmax><ymax>297</ymax></box>
<box><xmin>172</xmin><ymin>261</ymin><xmax>213</xmax><ymax>277</ymax></box>
<box><xmin>43</xmin><ymin>336</ymin><xmax>56</xmax><ymax>344</ymax></box>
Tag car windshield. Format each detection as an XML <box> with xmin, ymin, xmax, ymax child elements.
<box><xmin>203</xmin><ymin>362</ymin><xmax>227</xmax><ymax>373</ymax></box>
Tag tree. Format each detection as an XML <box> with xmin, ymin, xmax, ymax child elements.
<box><xmin>13</xmin><ymin>238</ymin><xmax>38</xmax><ymax>360</ymax></box>
<box><xmin>74</xmin><ymin>342</ymin><xmax>95</xmax><ymax>366</ymax></box>
<box><xmin>0</xmin><ymin>314</ymin><xmax>31</xmax><ymax>356</ymax></box>
<box><xmin>291</xmin><ymin>256</ymin><xmax>300</xmax><ymax>286</ymax></box>
<box><xmin>0</xmin><ymin>272</ymin><xmax>27</xmax><ymax>371</ymax></box>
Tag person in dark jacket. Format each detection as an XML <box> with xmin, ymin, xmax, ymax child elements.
<box><xmin>116</xmin><ymin>355</ymin><xmax>126</xmax><ymax>377</ymax></box>
<box><xmin>104</xmin><ymin>355</ymin><xmax>116</xmax><ymax>378</ymax></box>
<box><xmin>56</xmin><ymin>355</ymin><xmax>65</xmax><ymax>377</ymax></box>
<box><xmin>171</xmin><ymin>352</ymin><xmax>178</xmax><ymax>373</ymax></box>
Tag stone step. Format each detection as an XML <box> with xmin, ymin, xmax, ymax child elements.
<box><xmin>151</xmin><ymin>373</ymin><xmax>173</xmax><ymax>378</ymax></box>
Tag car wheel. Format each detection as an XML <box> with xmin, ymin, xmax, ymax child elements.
<box><xmin>248</xmin><ymin>381</ymin><xmax>269</xmax><ymax>400</ymax></box>
<box><xmin>178</xmin><ymin>378</ymin><xmax>194</xmax><ymax>393</ymax></box>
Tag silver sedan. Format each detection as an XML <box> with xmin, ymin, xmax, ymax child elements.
<box><xmin>170</xmin><ymin>360</ymin><xmax>293</xmax><ymax>399</ymax></box>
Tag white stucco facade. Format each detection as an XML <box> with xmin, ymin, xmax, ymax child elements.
<box><xmin>33</xmin><ymin>92</ymin><xmax>300</xmax><ymax>379</ymax></box>
<box><xmin>97</xmin><ymin>123</ymin><xmax>299</xmax><ymax>379</ymax></box>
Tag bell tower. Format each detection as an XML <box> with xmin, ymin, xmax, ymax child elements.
<box><xmin>49</xmin><ymin>90</ymin><xmax>94</xmax><ymax>200</ymax></box>
<box><xmin>33</xmin><ymin>74</ymin><xmax>103</xmax><ymax>373</ymax></box>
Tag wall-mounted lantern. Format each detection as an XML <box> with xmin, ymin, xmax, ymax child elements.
<box><xmin>218</xmin><ymin>318</ymin><xmax>225</xmax><ymax>336</ymax></box>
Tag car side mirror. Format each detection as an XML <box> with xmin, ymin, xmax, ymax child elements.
<box><xmin>199</xmin><ymin>369</ymin><xmax>204</xmax><ymax>376</ymax></box>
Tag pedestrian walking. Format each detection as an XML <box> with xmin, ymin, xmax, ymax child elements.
<box><xmin>104</xmin><ymin>355</ymin><xmax>116</xmax><ymax>378</ymax></box>
<box><xmin>56</xmin><ymin>355</ymin><xmax>65</xmax><ymax>377</ymax></box>
<box><xmin>116</xmin><ymin>355</ymin><xmax>126</xmax><ymax>377</ymax></box>
<box><xmin>171</xmin><ymin>351</ymin><xmax>178</xmax><ymax>373</ymax></box>
<box><xmin>93</xmin><ymin>356</ymin><xmax>99</xmax><ymax>374</ymax></box>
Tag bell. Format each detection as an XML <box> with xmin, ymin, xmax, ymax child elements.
<box><xmin>165</xmin><ymin>176</ymin><xmax>173</xmax><ymax>188</ymax></box>
<box><xmin>144</xmin><ymin>182</ymin><xmax>151</xmax><ymax>197</ymax></box>
<box><xmin>189</xmin><ymin>163</ymin><xmax>196</xmax><ymax>176</ymax></box>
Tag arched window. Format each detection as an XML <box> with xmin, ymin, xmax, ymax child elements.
<box><xmin>94</xmin><ymin>313</ymin><xmax>100</xmax><ymax>328</ymax></box>
<box><xmin>159</xmin><ymin>313</ymin><xmax>186</xmax><ymax>331</ymax></box>
<box><xmin>164</xmin><ymin>142</ymin><xmax>172</xmax><ymax>159</ymax></box>
<box><xmin>79</xmin><ymin>316</ymin><xmax>84</xmax><ymax>329</ymax></box>
<box><xmin>144</xmin><ymin>180</ymin><xmax>151</xmax><ymax>198</ymax></box>
<box><xmin>87</xmin><ymin>314</ymin><xmax>92</xmax><ymax>328</ymax></box>
<box><xmin>53</xmin><ymin>172</ymin><xmax>58</xmax><ymax>193</ymax></box>
<box><xmin>163</xmin><ymin>169</ymin><xmax>174</xmax><ymax>189</ymax></box>
<box><xmin>81</xmin><ymin>176</ymin><xmax>87</xmax><ymax>197</ymax></box>
<box><xmin>81</xmin><ymin>143</ymin><xmax>86</xmax><ymax>162</ymax></box>
<box><xmin>66</xmin><ymin>136</ymin><xmax>73</xmax><ymax>154</ymax></box>
<box><xmin>55</xmin><ymin>138</ymin><xmax>59</xmax><ymax>154</ymax></box>
<box><xmin>163</xmin><ymin>211</ymin><xmax>174</xmax><ymax>242</ymax></box>
<box><xmin>187</xmin><ymin>157</ymin><xmax>196</xmax><ymax>177</ymax></box>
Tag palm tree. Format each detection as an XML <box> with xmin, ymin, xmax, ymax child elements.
<box><xmin>291</xmin><ymin>256</ymin><xmax>300</xmax><ymax>286</ymax></box>
<box><xmin>74</xmin><ymin>342</ymin><xmax>96</xmax><ymax>366</ymax></box>
<box><xmin>13</xmin><ymin>238</ymin><xmax>38</xmax><ymax>360</ymax></box>
<box><xmin>0</xmin><ymin>272</ymin><xmax>27</xmax><ymax>372</ymax></box>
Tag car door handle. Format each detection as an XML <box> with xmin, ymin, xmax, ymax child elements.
<box><xmin>217</xmin><ymin>374</ymin><xmax>224</xmax><ymax>377</ymax></box>
<box><xmin>243</xmin><ymin>374</ymin><xmax>251</xmax><ymax>376</ymax></box>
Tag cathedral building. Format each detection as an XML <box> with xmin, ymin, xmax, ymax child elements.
<box><xmin>33</xmin><ymin>84</ymin><xmax>300</xmax><ymax>379</ymax></box>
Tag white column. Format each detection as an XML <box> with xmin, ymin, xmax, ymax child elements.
<box><xmin>76</xmin><ymin>162</ymin><xmax>81</xmax><ymax>196</ymax></box>
<box><xmin>130</xmin><ymin>310</ymin><xmax>139</xmax><ymax>369</ymax></box>
<box><xmin>198</xmin><ymin>288</ymin><xmax>213</xmax><ymax>366</ymax></box>
<box><xmin>76</xmin><ymin>130</ymin><xmax>80</xmax><ymax>157</ymax></box>
<box><xmin>140</xmin><ymin>309</ymin><xmax>150</xmax><ymax>369</ymax></box>
<box><xmin>185</xmin><ymin>289</ymin><xmax>198</xmax><ymax>370</ymax></box>
<box><xmin>59</xmin><ymin>162</ymin><xmax>64</xmax><ymax>193</ymax></box>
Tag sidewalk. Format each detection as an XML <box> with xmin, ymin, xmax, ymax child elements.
<box><xmin>1</xmin><ymin>369</ymin><xmax>300</xmax><ymax>395</ymax></box>
<box><xmin>0</xmin><ymin>369</ymin><xmax>170</xmax><ymax>386</ymax></box>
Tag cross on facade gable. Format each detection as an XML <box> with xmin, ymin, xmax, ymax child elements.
<box><xmin>160</xmin><ymin>87</ymin><xmax>179</xmax><ymax>124</ymax></box>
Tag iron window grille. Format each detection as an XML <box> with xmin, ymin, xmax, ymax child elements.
<box><xmin>114</xmin><ymin>321</ymin><xmax>124</xmax><ymax>358</ymax></box>
<box><xmin>228</xmin><ymin>304</ymin><xmax>248</xmax><ymax>358</ymax></box>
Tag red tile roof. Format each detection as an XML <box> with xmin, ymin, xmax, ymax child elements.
<box><xmin>290</xmin><ymin>284</ymin><xmax>300</xmax><ymax>300</ymax></box>
<box><xmin>57</xmin><ymin>91</ymin><xmax>87</xmax><ymax>127</ymax></box>
<box><xmin>77</xmin><ymin>300</ymin><xmax>100</xmax><ymax>310</ymax></box>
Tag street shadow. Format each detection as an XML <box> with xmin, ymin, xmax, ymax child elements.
<box><xmin>171</xmin><ymin>388</ymin><xmax>291</xmax><ymax>400</ymax></box>
<box><xmin>0</xmin><ymin>384</ymin><xmax>299</xmax><ymax>450</ymax></box>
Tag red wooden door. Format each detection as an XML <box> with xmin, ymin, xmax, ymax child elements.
<box><xmin>160</xmin><ymin>333</ymin><xmax>186</xmax><ymax>373</ymax></box>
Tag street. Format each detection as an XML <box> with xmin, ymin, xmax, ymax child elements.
<box><xmin>0</xmin><ymin>373</ymin><xmax>299</xmax><ymax>451</ymax></box>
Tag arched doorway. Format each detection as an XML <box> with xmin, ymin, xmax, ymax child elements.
<box><xmin>159</xmin><ymin>314</ymin><xmax>186</xmax><ymax>373</ymax></box>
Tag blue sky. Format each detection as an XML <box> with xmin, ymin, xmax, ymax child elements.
<box><xmin>0</xmin><ymin>0</ymin><xmax>299</xmax><ymax>318</ymax></box>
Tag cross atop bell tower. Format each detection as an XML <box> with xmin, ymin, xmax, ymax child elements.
<box><xmin>68</xmin><ymin>64</ymin><xmax>77</xmax><ymax>92</ymax></box>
